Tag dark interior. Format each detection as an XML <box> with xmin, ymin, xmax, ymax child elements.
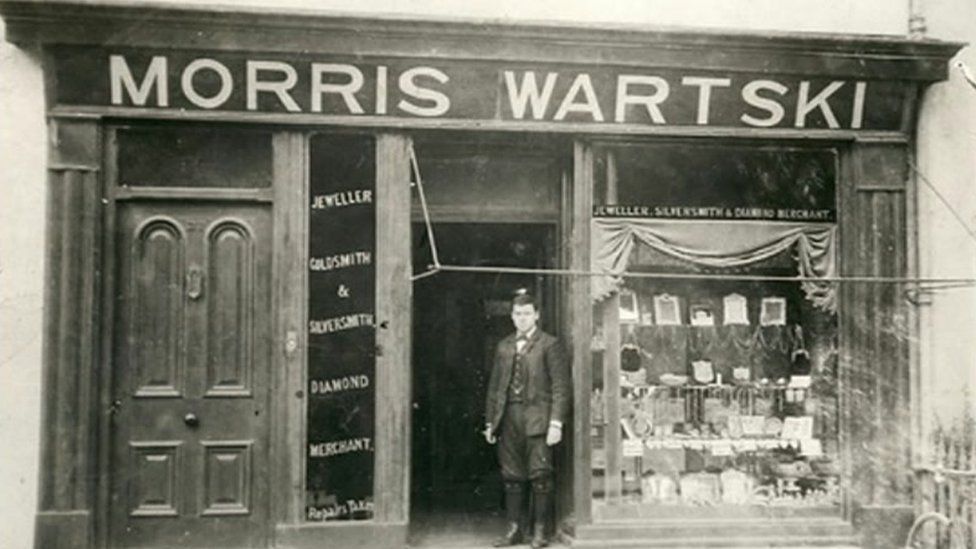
<box><xmin>409</xmin><ymin>222</ymin><xmax>555</xmax><ymax>545</ymax></box>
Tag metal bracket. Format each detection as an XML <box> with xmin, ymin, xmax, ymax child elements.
<box><xmin>187</xmin><ymin>266</ymin><xmax>203</xmax><ymax>300</ymax></box>
<box><xmin>904</xmin><ymin>286</ymin><xmax>934</xmax><ymax>306</ymax></box>
<box><xmin>285</xmin><ymin>330</ymin><xmax>298</xmax><ymax>356</ymax></box>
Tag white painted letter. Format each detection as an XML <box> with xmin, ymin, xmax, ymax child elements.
<box><xmin>503</xmin><ymin>71</ymin><xmax>558</xmax><ymax>120</ymax></box>
<box><xmin>681</xmin><ymin>76</ymin><xmax>731</xmax><ymax>125</ymax></box>
<box><xmin>246</xmin><ymin>60</ymin><xmax>301</xmax><ymax>112</ymax></box>
<box><xmin>851</xmin><ymin>81</ymin><xmax>867</xmax><ymax>129</ymax></box>
<box><xmin>110</xmin><ymin>55</ymin><xmax>169</xmax><ymax>107</ymax></box>
<box><xmin>311</xmin><ymin>63</ymin><xmax>365</xmax><ymax>114</ymax></box>
<box><xmin>180</xmin><ymin>58</ymin><xmax>232</xmax><ymax>109</ymax></box>
<box><xmin>740</xmin><ymin>79</ymin><xmax>788</xmax><ymax>127</ymax></box>
<box><xmin>795</xmin><ymin>81</ymin><xmax>844</xmax><ymax>128</ymax></box>
<box><xmin>376</xmin><ymin>66</ymin><xmax>388</xmax><ymax>115</ymax></box>
<box><xmin>615</xmin><ymin>75</ymin><xmax>669</xmax><ymax>124</ymax></box>
<box><xmin>554</xmin><ymin>74</ymin><xmax>604</xmax><ymax>122</ymax></box>
<box><xmin>398</xmin><ymin>67</ymin><xmax>450</xmax><ymax>117</ymax></box>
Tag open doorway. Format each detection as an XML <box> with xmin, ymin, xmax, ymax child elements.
<box><xmin>409</xmin><ymin>222</ymin><xmax>556</xmax><ymax>547</ymax></box>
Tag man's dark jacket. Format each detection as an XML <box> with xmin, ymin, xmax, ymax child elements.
<box><xmin>485</xmin><ymin>329</ymin><xmax>571</xmax><ymax>437</ymax></box>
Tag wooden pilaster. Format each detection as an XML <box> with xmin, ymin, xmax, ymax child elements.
<box><xmin>570</xmin><ymin>140</ymin><xmax>594</xmax><ymax>528</ymax></box>
<box><xmin>35</xmin><ymin>118</ymin><xmax>102</xmax><ymax>549</ymax></box>
<box><xmin>839</xmin><ymin>140</ymin><xmax>915</xmax><ymax>547</ymax></box>
<box><xmin>270</xmin><ymin>131</ymin><xmax>308</xmax><ymax>527</ymax></box>
<box><xmin>373</xmin><ymin>133</ymin><xmax>413</xmax><ymax>526</ymax></box>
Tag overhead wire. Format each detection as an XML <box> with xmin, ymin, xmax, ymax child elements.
<box><xmin>434</xmin><ymin>264</ymin><xmax>976</xmax><ymax>285</ymax></box>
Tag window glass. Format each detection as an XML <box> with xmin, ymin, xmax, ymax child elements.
<box><xmin>306</xmin><ymin>134</ymin><xmax>376</xmax><ymax>521</ymax></box>
<box><xmin>590</xmin><ymin>144</ymin><xmax>840</xmax><ymax>518</ymax></box>
<box><xmin>596</xmin><ymin>143</ymin><xmax>836</xmax><ymax>220</ymax></box>
<box><xmin>412</xmin><ymin>137</ymin><xmax>560</xmax><ymax>216</ymax></box>
<box><xmin>117</xmin><ymin>125</ymin><xmax>272</xmax><ymax>188</ymax></box>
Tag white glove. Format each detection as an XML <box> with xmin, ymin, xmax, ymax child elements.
<box><xmin>546</xmin><ymin>421</ymin><xmax>562</xmax><ymax>446</ymax></box>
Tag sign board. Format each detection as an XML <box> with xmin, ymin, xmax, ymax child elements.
<box><xmin>305</xmin><ymin>135</ymin><xmax>376</xmax><ymax>521</ymax></box>
<box><xmin>593</xmin><ymin>205</ymin><xmax>836</xmax><ymax>222</ymax></box>
<box><xmin>52</xmin><ymin>46</ymin><xmax>905</xmax><ymax>131</ymax></box>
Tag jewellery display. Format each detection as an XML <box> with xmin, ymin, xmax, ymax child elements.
<box><xmin>591</xmin><ymin>281</ymin><xmax>839</xmax><ymax>510</ymax></box>
<box><xmin>653</xmin><ymin>294</ymin><xmax>682</xmax><ymax>325</ymax></box>
<box><xmin>760</xmin><ymin>297</ymin><xmax>787</xmax><ymax>326</ymax></box>
<box><xmin>690</xmin><ymin>305</ymin><xmax>716</xmax><ymax>326</ymax></box>
<box><xmin>619</xmin><ymin>289</ymin><xmax>640</xmax><ymax>324</ymax></box>
<box><xmin>723</xmin><ymin>293</ymin><xmax>749</xmax><ymax>325</ymax></box>
<box><xmin>692</xmin><ymin>360</ymin><xmax>715</xmax><ymax>384</ymax></box>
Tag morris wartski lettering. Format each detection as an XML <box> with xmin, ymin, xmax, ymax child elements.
<box><xmin>501</xmin><ymin>70</ymin><xmax>867</xmax><ymax>129</ymax></box>
<box><xmin>110</xmin><ymin>55</ymin><xmax>451</xmax><ymax>116</ymax></box>
<box><xmin>107</xmin><ymin>54</ymin><xmax>870</xmax><ymax>129</ymax></box>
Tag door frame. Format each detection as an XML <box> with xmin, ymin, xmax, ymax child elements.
<box><xmin>405</xmin><ymin>131</ymin><xmax>572</xmax><ymax>532</ymax></box>
<box><xmin>408</xmin><ymin>221</ymin><xmax>561</xmax><ymax>512</ymax></box>
<box><xmin>200</xmin><ymin>128</ymin><xmax>417</xmax><ymax>548</ymax></box>
<box><xmin>95</xmin><ymin>123</ymin><xmax>279</xmax><ymax>548</ymax></box>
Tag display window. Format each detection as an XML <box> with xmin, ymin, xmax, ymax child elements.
<box><xmin>589</xmin><ymin>142</ymin><xmax>841</xmax><ymax>518</ymax></box>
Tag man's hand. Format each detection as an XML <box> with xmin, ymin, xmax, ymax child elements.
<box><xmin>546</xmin><ymin>421</ymin><xmax>562</xmax><ymax>446</ymax></box>
<box><xmin>483</xmin><ymin>424</ymin><xmax>497</xmax><ymax>444</ymax></box>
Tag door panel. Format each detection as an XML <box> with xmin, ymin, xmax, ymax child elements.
<box><xmin>111</xmin><ymin>202</ymin><xmax>271</xmax><ymax>548</ymax></box>
<box><xmin>205</xmin><ymin>221</ymin><xmax>256</xmax><ymax>397</ymax></box>
<box><xmin>201</xmin><ymin>440</ymin><xmax>253</xmax><ymax>515</ymax></box>
<box><xmin>128</xmin><ymin>442</ymin><xmax>182</xmax><ymax>517</ymax></box>
<box><xmin>131</xmin><ymin>218</ymin><xmax>186</xmax><ymax>397</ymax></box>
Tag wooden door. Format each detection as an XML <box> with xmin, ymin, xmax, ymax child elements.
<box><xmin>109</xmin><ymin>201</ymin><xmax>272</xmax><ymax>548</ymax></box>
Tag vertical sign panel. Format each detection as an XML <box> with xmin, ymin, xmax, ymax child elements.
<box><xmin>306</xmin><ymin>135</ymin><xmax>376</xmax><ymax>521</ymax></box>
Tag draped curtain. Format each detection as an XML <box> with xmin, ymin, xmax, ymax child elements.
<box><xmin>591</xmin><ymin>218</ymin><xmax>837</xmax><ymax>312</ymax></box>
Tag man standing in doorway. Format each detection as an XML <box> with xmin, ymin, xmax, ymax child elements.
<box><xmin>484</xmin><ymin>289</ymin><xmax>571</xmax><ymax>548</ymax></box>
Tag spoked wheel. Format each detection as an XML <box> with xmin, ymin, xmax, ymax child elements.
<box><xmin>905</xmin><ymin>512</ymin><xmax>967</xmax><ymax>549</ymax></box>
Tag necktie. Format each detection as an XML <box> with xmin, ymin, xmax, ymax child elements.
<box><xmin>511</xmin><ymin>333</ymin><xmax>528</xmax><ymax>396</ymax></box>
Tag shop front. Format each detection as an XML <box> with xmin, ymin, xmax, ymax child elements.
<box><xmin>0</xmin><ymin>2</ymin><xmax>961</xmax><ymax>548</ymax></box>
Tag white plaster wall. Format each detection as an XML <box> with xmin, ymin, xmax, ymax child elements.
<box><xmin>916</xmin><ymin>0</ymin><xmax>976</xmax><ymax>431</ymax></box>
<box><xmin>0</xmin><ymin>20</ymin><xmax>46</xmax><ymax>549</ymax></box>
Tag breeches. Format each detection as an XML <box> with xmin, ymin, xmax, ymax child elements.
<box><xmin>497</xmin><ymin>401</ymin><xmax>553</xmax><ymax>481</ymax></box>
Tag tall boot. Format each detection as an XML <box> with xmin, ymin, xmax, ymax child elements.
<box><xmin>493</xmin><ymin>481</ymin><xmax>524</xmax><ymax>547</ymax></box>
<box><xmin>530</xmin><ymin>478</ymin><xmax>553</xmax><ymax>549</ymax></box>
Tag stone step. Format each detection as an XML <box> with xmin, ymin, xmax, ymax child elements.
<box><xmin>593</xmin><ymin>504</ymin><xmax>840</xmax><ymax>521</ymax></box>
<box><xmin>570</xmin><ymin>535</ymin><xmax>860</xmax><ymax>548</ymax></box>
<box><xmin>576</xmin><ymin>518</ymin><xmax>856</xmax><ymax>540</ymax></box>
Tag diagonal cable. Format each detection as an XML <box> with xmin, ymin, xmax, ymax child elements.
<box><xmin>409</xmin><ymin>144</ymin><xmax>442</xmax><ymax>281</ymax></box>
<box><xmin>910</xmin><ymin>159</ymin><xmax>976</xmax><ymax>246</ymax></box>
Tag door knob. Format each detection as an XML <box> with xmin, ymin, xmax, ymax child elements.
<box><xmin>184</xmin><ymin>412</ymin><xmax>200</xmax><ymax>427</ymax></box>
